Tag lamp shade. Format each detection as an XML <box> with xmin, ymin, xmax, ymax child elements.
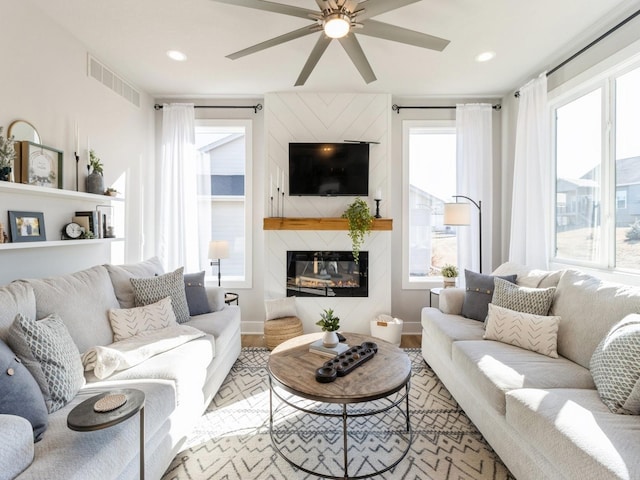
<box><xmin>208</xmin><ymin>240</ymin><xmax>229</xmax><ymax>260</ymax></box>
<box><xmin>443</xmin><ymin>203</ymin><xmax>471</xmax><ymax>225</ymax></box>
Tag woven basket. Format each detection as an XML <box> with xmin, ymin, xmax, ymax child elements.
<box><xmin>264</xmin><ymin>316</ymin><xmax>303</xmax><ymax>350</ymax></box>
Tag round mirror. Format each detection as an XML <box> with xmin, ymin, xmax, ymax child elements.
<box><xmin>7</xmin><ymin>120</ymin><xmax>40</xmax><ymax>144</ymax></box>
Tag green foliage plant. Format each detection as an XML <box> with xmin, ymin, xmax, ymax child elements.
<box><xmin>316</xmin><ymin>308</ymin><xmax>340</xmax><ymax>332</ymax></box>
<box><xmin>626</xmin><ymin>219</ymin><xmax>640</xmax><ymax>242</ymax></box>
<box><xmin>89</xmin><ymin>149</ymin><xmax>104</xmax><ymax>175</ymax></box>
<box><xmin>441</xmin><ymin>264</ymin><xmax>459</xmax><ymax>278</ymax></box>
<box><xmin>342</xmin><ymin>197</ymin><xmax>373</xmax><ymax>264</ymax></box>
<box><xmin>0</xmin><ymin>127</ymin><xmax>16</xmax><ymax>169</ymax></box>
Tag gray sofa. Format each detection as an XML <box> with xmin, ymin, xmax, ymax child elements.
<box><xmin>0</xmin><ymin>258</ymin><xmax>241</xmax><ymax>480</ymax></box>
<box><xmin>421</xmin><ymin>262</ymin><xmax>640</xmax><ymax>480</ymax></box>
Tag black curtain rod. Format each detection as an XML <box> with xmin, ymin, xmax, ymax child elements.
<box><xmin>515</xmin><ymin>7</ymin><xmax>640</xmax><ymax>97</ymax></box>
<box><xmin>154</xmin><ymin>103</ymin><xmax>263</xmax><ymax>113</ymax></box>
<box><xmin>392</xmin><ymin>104</ymin><xmax>501</xmax><ymax>114</ymax></box>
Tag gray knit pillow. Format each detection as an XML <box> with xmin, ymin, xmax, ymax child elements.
<box><xmin>8</xmin><ymin>313</ymin><xmax>85</xmax><ymax>413</ymax></box>
<box><xmin>130</xmin><ymin>267</ymin><xmax>190</xmax><ymax>323</ymax></box>
<box><xmin>590</xmin><ymin>314</ymin><xmax>640</xmax><ymax>414</ymax></box>
<box><xmin>492</xmin><ymin>277</ymin><xmax>556</xmax><ymax>316</ymax></box>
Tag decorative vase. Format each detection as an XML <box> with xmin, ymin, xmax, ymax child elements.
<box><xmin>322</xmin><ymin>331</ymin><xmax>339</xmax><ymax>348</ymax></box>
<box><xmin>0</xmin><ymin>166</ymin><xmax>11</xmax><ymax>182</ymax></box>
<box><xmin>87</xmin><ymin>172</ymin><xmax>105</xmax><ymax>195</ymax></box>
<box><xmin>443</xmin><ymin>277</ymin><xmax>457</xmax><ymax>288</ymax></box>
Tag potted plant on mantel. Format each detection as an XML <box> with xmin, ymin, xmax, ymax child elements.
<box><xmin>0</xmin><ymin>127</ymin><xmax>16</xmax><ymax>182</ymax></box>
<box><xmin>342</xmin><ymin>197</ymin><xmax>374</xmax><ymax>264</ymax></box>
<box><xmin>316</xmin><ymin>308</ymin><xmax>341</xmax><ymax>348</ymax></box>
<box><xmin>441</xmin><ymin>264</ymin><xmax>459</xmax><ymax>288</ymax></box>
<box><xmin>87</xmin><ymin>149</ymin><xmax>104</xmax><ymax>195</ymax></box>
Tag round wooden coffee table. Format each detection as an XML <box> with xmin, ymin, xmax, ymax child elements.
<box><xmin>268</xmin><ymin>332</ymin><xmax>412</xmax><ymax>479</ymax></box>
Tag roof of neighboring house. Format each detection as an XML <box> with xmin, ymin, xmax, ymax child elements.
<box><xmin>198</xmin><ymin>133</ymin><xmax>244</xmax><ymax>153</ymax></box>
<box><xmin>557</xmin><ymin>178</ymin><xmax>599</xmax><ymax>192</ymax></box>
<box><xmin>615</xmin><ymin>156</ymin><xmax>640</xmax><ymax>186</ymax></box>
<box><xmin>409</xmin><ymin>184</ymin><xmax>446</xmax><ymax>206</ymax></box>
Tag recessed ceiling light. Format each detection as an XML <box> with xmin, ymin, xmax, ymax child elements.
<box><xmin>475</xmin><ymin>51</ymin><xmax>496</xmax><ymax>63</ymax></box>
<box><xmin>166</xmin><ymin>50</ymin><xmax>187</xmax><ymax>61</ymax></box>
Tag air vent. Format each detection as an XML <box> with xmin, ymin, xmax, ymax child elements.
<box><xmin>87</xmin><ymin>54</ymin><xmax>140</xmax><ymax>108</ymax></box>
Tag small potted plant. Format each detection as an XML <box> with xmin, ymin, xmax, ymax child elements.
<box><xmin>0</xmin><ymin>127</ymin><xmax>16</xmax><ymax>182</ymax></box>
<box><xmin>104</xmin><ymin>187</ymin><xmax>119</xmax><ymax>197</ymax></box>
<box><xmin>441</xmin><ymin>264</ymin><xmax>459</xmax><ymax>288</ymax></box>
<box><xmin>316</xmin><ymin>308</ymin><xmax>341</xmax><ymax>348</ymax></box>
<box><xmin>342</xmin><ymin>197</ymin><xmax>373</xmax><ymax>264</ymax></box>
<box><xmin>87</xmin><ymin>149</ymin><xmax>105</xmax><ymax>194</ymax></box>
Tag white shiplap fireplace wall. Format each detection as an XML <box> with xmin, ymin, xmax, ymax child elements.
<box><xmin>264</xmin><ymin>93</ymin><xmax>392</xmax><ymax>334</ymax></box>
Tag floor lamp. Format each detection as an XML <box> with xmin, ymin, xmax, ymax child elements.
<box><xmin>443</xmin><ymin>195</ymin><xmax>482</xmax><ymax>273</ymax></box>
<box><xmin>208</xmin><ymin>240</ymin><xmax>229</xmax><ymax>287</ymax></box>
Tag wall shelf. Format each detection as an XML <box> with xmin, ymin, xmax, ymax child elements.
<box><xmin>0</xmin><ymin>181</ymin><xmax>124</xmax><ymax>202</ymax></box>
<box><xmin>0</xmin><ymin>238</ymin><xmax>121</xmax><ymax>251</ymax></box>
<box><xmin>263</xmin><ymin>217</ymin><xmax>392</xmax><ymax>231</ymax></box>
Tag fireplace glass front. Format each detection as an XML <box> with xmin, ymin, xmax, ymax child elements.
<box><xmin>286</xmin><ymin>251</ymin><xmax>368</xmax><ymax>297</ymax></box>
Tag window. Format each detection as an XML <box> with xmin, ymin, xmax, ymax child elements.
<box><xmin>194</xmin><ymin>120</ymin><xmax>252</xmax><ymax>287</ymax></box>
<box><xmin>402</xmin><ymin>121</ymin><xmax>457</xmax><ymax>288</ymax></box>
<box><xmin>552</xmin><ymin>61</ymin><xmax>640</xmax><ymax>272</ymax></box>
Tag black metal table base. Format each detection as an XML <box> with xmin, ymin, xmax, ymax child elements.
<box><xmin>269</xmin><ymin>377</ymin><xmax>412</xmax><ymax>479</ymax></box>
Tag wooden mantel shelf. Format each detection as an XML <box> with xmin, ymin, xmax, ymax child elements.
<box><xmin>263</xmin><ymin>217</ymin><xmax>392</xmax><ymax>231</ymax></box>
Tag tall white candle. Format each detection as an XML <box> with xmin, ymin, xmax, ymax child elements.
<box><xmin>270</xmin><ymin>174</ymin><xmax>273</xmax><ymax>197</ymax></box>
<box><xmin>375</xmin><ymin>189</ymin><xmax>382</xmax><ymax>200</ymax></box>
<box><xmin>75</xmin><ymin>122</ymin><xmax>79</xmax><ymax>153</ymax></box>
<box><xmin>87</xmin><ymin>136</ymin><xmax>90</xmax><ymax>165</ymax></box>
<box><xmin>281</xmin><ymin>169</ymin><xmax>285</xmax><ymax>193</ymax></box>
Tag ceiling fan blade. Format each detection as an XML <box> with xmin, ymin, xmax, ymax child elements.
<box><xmin>227</xmin><ymin>25</ymin><xmax>319</xmax><ymax>60</ymax></box>
<box><xmin>360</xmin><ymin>19</ymin><xmax>449</xmax><ymax>51</ymax></box>
<box><xmin>338</xmin><ymin>34</ymin><xmax>376</xmax><ymax>84</ymax></box>
<box><xmin>295</xmin><ymin>35</ymin><xmax>332</xmax><ymax>86</ymax></box>
<box><xmin>342</xmin><ymin>0</ymin><xmax>359</xmax><ymax>13</ymax></box>
<box><xmin>211</xmin><ymin>0</ymin><xmax>317</xmax><ymax>20</ymax></box>
<box><xmin>354</xmin><ymin>0</ymin><xmax>422</xmax><ymax>21</ymax></box>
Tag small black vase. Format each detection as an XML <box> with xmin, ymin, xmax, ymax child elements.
<box><xmin>0</xmin><ymin>166</ymin><xmax>11</xmax><ymax>182</ymax></box>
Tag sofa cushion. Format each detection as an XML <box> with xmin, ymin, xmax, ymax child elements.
<box><xmin>105</xmin><ymin>257</ymin><xmax>164</xmax><ymax>309</ymax></box>
<box><xmin>131</xmin><ymin>267</ymin><xmax>190</xmax><ymax>324</ymax></box>
<box><xmin>451</xmin><ymin>340</ymin><xmax>595</xmax><ymax>415</ymax></box>
<box><xmin>590</xmin><ymin>314</ymin><xmax>640</xmax><ymax>414</ymax></box>
<box><xmin>461</xmin><ymin>270</ymin><xmax>517</xmax><ymax>321</ymax></box>
<box><xmin>506</xmin><ymin>388</ymin><xmax>640</xmax><ymax>480</ymax></box>
<box><xmin>205</xmin><ymin>286</ymin><xmax>225</xmax><ymax>313</ymax></box>
<box><xmin>421</xmin><ymin>307</ymin><xmax>485</xmax><ymax>358</ymax></box>
<box><xmin>108</xmin><ymin>296</ymin><xmax>177</xmax><ymax>342</ymax></box>
<box><xmin>491</xmin><ymin>262</ymin><xmax>563</xmax><ymax>288</ymax></box>
<box><xmin>8</xmin><ymin>314</ymin><xmax>85</xmax><ymax>413</ymax></box>
<box><xmin>184</xmin><ymin>271</ymin><xmax>211</xmax><ymax>316</ymax></box>
<box><xmin>24</xmin><ymin>265</ymin><xmax>119</xmax><ymax>353</ymax></box>
<box><xmin>0</xmin><ymin>339</ymin><xmax>48</xmax><ymax>441</ymax></box>
<box><xmin>0</xmin><ymin>414</ymin><xmax>34</xmax><ymax>479</ymax></box>
<box><xmin>265</xmin><ymin>296</ymin><xmax>297</xmax><ymax>320</ymax></box>
<box><xmin>484</xmin><ymin>304</ymin><xmax>560</xmax><ymax>358</ymax></box>
<box><xmin>0</xmin><ymin>282</ymin><xmax>36</xmax><ymax>343</ymax></box>
<box><xmin>551</xmin><ymin>269</ymin><xmax>640</xmax><ymax>369</ymax></box>
<box><xmin>492</xmin><ymin>277</ymin><xmax>555</xmax><ymax>316</ymax></box>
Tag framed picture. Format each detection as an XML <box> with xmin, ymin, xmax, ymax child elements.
<box><xmin>20</xmin><ymin>141</ymin><xmax>63</xmax><ymax>189</ymax></box>
<box><xmin>8</xmin><ymin>211</ymin><xmax>46</xmax><ymax>243</ymax></box>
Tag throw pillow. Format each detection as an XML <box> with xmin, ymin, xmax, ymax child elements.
<box><xmin>130</xmin><ymin>267</ymin><xmax>190</xmax><ymax>323</ymax></box>
<box><xmin>0</xmin><ymin>339</ymin><xmax>48</xmax><ymax>441</ymax></box>
<box><xmin>265</xmin><ymin>297</ymin><xmax>297</xmax><ymax>321</ymax></box>
<box><xmin>105</xmin><ymin>257</ymin><xmax>164</xmax><ymax>309</ymax></box>
<box><xmin>461</xmin><ymin>270</ymin><xmax>517</xmax><ymax>321</ymax></box>
<box><xmin>590</xmin><ymin>314</ymin><xmax>640</xmax><ymax>414</ymax></box>
<box><xmin>8</xmin><ymin>313</ymin><xmax>85</xmax><ymax>413</ymax></box>
<box><xmin>484</xmin><ymin>304</ymin><xmax>560</xmax><ymax>358</ymax></box>
<box><xmin>492</xmin><ymin>277</ymin><xmax>556</xmax><ymax>316</ymax></box>
<box><xmin>184</xmin><ymin>271</ymin><xmax>211</xmax><ymax>316</ymax></box>
<box><xmin>108</xmin><ymin>297</ymin><xmax>177</xmax><ymax>342</ymax></box>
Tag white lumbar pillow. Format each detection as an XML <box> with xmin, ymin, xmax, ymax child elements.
<box><xmin>265</xmin><ymin>297</ymin><xmax>297</xmax><ymax>321</ymax></box>
<box><xmin>109</xmin><ymin>296</ymin><xmax>177</xmax><ymax>342</ymax></box>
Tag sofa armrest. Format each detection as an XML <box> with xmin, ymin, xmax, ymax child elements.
<box><xmin>205</xmin><ymin>286</ymin><xmax>226</xmax><ymax>312</ymax></box>
<box><xmin>0</xmin><ymin>414</ymin><xmax>34</xmax><ymax>479</ymax></box>
<box><xmin>439</xmin><ymin>288</ymin><xmax>465</xmax><ymax>315</ymax></box>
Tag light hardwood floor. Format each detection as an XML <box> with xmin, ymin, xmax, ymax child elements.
<box><xmin>241</xmin><ymin>334</ymin><xmax>421</xmax><ymax>349</ymax></box>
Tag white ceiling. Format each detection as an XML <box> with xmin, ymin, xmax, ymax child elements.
<box><xmin>29</xmin><ymin>0</ymin><xmax>639</xmax><ymax>98</ymax></box>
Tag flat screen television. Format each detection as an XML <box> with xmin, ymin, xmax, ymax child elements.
<box><xmin>289</xmin><ymin>142</ymin><xmax>369</xmax><ymax>196</ymax></box>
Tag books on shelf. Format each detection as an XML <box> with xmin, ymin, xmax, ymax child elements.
<box><xmin>309</xmin><ymin>339</ymin><xmax>349</xmax><ymax>358</ymax></box>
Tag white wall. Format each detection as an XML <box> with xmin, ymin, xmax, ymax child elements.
<box><xmin>0</xmin><ymin>1</ymin><xmax>155</xmax><ymax>283</ymax></box>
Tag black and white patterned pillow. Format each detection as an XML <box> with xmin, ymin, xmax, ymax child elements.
<box><xmin>492</xmin><ymin>277</ymin><xmax>556</xmax><ymax>316</ymax></box>
<box><xmin>130</xmin><ymin>267</ymin><xmax>190</xmax><ymax>323</ymax></box>
<box><xmin>8</xmin><ymin>313</ymin><xmax>85</xmax><ymax>413</ymax></box>
<box><xmin>590</xmin><ymin>314</ymin><xmax>640</xmax><ymax>414</ymax></box>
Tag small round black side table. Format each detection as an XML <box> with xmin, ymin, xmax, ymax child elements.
<box><xmin>67</xmin><ymin>388</ymin><xmax>145</xmax><ymax>479</ymax></box>
<box><xmin>225</xmin><ymin>292</ymin><xmax>239</xmax><ymax>305</ymax></box>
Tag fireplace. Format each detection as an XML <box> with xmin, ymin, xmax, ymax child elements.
<box><xmin>286</xmin><ymin>251</ymin><xmax>368</xmax><ymax>297</ymax></box>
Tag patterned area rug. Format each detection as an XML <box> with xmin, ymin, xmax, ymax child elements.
<box><xmin>162</xmin><ymin>348</ymin><xmax>514</xmax><ymax>480</ymax></box>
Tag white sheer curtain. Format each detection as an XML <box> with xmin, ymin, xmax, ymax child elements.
<box><xmin>158</xmin><ymin>103</ymin><xmax>199</xmax><ymax>272</ymax></box>
<box><xmin>509</xmin><ymin>73</ymin><xmax>550</xmax><ymax>268</ymax></box>
<box><xmin>456</xmin><ymin>103</ymin><xmax>493</xmax><ymax>274</ymax></box>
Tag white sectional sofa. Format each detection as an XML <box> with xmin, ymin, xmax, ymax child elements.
<box><xmin>0</xmin><ymin>258</ymin><xmax>241</xmax><ymax>480</ymax></box>
<box><xmin>421</xmin><ymin>262</ymin><xmax>640</xmax><ymax>480</ymax></box>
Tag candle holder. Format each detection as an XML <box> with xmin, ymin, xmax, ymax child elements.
<box><xmin>270</xmin><ymin>196</ymin><xmax>274</xmax><ymax>217</ymax></box>
<box><xmin>374</xmin><ymin>198</ymin><xmax>381</xmax><ymax>218</ymax></box>
<box><xmin>75</xmin><ymin>152</ymin><xmax>80</xmax><ymax>191</ymax></box>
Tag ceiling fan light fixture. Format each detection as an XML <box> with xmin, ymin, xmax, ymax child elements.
<box><xmin>166</xmin><ymin>50</ymin><xmax>187</xmax><ymax>61</ymax></box>
<box><xmin>323</xmin><ymin>13</ymin><xmax>350</xmax><ymax>39</ymax></box>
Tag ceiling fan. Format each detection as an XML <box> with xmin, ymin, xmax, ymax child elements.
<box><xmin>211</xmin><ymin>0</ymin><xmax>450</xmax><ymax>86</ymax></box>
